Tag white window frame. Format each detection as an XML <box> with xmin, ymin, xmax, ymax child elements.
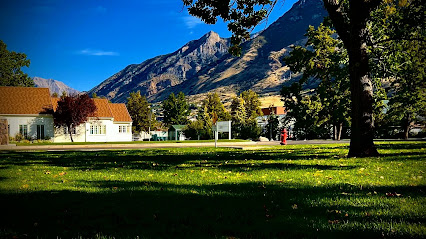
<box><xmin>118</xmin><ymin>125</ymin><xmax>129</xmax><ymax>133</ymax></box>
<box><xmin>90</xmin><ymin>124</ymin><xmax>106</xmax><ymax>135</ymax></box>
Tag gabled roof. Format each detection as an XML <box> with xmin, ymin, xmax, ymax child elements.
<box><xmin>170</xmin><ymin>125</ymin><xmax>186</xmax><ymax>130</ymax></box>
<box><xmin>109</xmin><ymin>103</ymin><xmax>132</xmax><ymax>122</ymax></box>
<box><xmin>1</xmin><ymin>87</ymin><xmax>133</xmax><ymax>123</ymax></box>
<box><xmin>90</xmin><ymin>98</ymin><xmax>113</xmax><ymax>118</ymax></box>
<box><xmin>0</xmin><ymin>87</ymin><xmax>53</xmax><ymax>115</ymax></box>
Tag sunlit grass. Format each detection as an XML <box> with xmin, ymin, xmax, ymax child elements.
<box><xmin>0</xmin><ymin>142</ymin><xmax>425</xmax><ymax>238</ymax></box>
<box><xmin>12</xmin><ymin>139</ymin><xmax>249</xmax><ymax>146</ymax></box>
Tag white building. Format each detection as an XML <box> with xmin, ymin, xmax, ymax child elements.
<box><xmin>0</xmin><ymin>86</ymin><xmax>132</xmax><ymax>142</ymax></box>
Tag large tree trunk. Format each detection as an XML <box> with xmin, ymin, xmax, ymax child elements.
<box><xmin>346</xmin><ymin>1</ymin><xmax>379</xmax><ymax>157</ymax></box>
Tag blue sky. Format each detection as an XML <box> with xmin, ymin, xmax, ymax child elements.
<box><xmin>0</xmin><ymin>0</ymin><xmax>298</xmax><ymax>92</ymax></box>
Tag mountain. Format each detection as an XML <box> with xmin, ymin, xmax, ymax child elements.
<box><xmin>89</xmin><ymin>31</ymin><xmax>230</xmax><ymax>103</ymax></box>
<box><xmin>33</xmin><ymin>77</ymin><xmax>80</xmax><ymax>96</ymax></box>
<box><xmin>90</xmin><ymin>0</ymin><xmax>327</xmax><ymax>103</ymax></box>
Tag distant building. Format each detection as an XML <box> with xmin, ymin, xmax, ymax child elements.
<box><xmin>258</xmin><ymin>106</ymin><xmax>286</xmax><ymax>128</ymax></box>
<box><xmin>0</xmin><ymin>86</ymin><xmax>132</xmax><ymax>142</ymax></box>
<box><xmin>261</xmin><ymin>106</ymin><xmax>286</xmax><ymax>116</ymax></box>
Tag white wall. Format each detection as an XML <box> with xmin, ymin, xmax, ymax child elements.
<box><xmin>111</xmin><ymin>123</ymin><xmax>132</xmax><ymax>142</ymax></box>
<box><xmin>2</xmin><ymin>115</ymin><xmax>132</xmax><ymax>143</ymax></box>
<box><xmin>1</xmin><ymin>115</ymin><xmax>54</xmax><ymax>140</ymax></box>
<box><xmin>53</xmin><ymin>124</ymin><xmax>87</xmax><ymax>142</ymax></box>
<box><xmin>54</xmin><ymin>119</ymin><xmax>133</xmax><ymax>142</ymax></box>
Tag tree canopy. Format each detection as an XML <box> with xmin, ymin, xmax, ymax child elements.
<box><xmin>53</xmin><ymin>94</ymin><xmax>97</xmax><ymax>142</ymax></box>
<box><xmin>162</xmin><ymin>92</ymin><xmax>190</xmax><ymax>127</ymax></box>
<box><xmin>283</xmin><ymin>23</ymin><xmax>351</xmax><ymax>140</ymax></box>
<box><xmin>0</xmin><ymin>40</ymin><xmax>34</xmax><ymax>87</ymax></box>
<box><xmin>127</xmin><ymin>91</ymin><xmax>155</xmax><ymax>133</ymax></box>
<box><xmin>230</xmin><ymin>90</ymin><xmax>262</xmax><ymax>139</ymax></box>
<box><xmin>182</xmin><ymin>0</ymin><xmax>424</xmax><ymax>156</ymax></box>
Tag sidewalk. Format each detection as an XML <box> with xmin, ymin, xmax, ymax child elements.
<box><xmin>0</xmin><ymin>141</ymin><xmax>258</xmax><ymax>151</ymax></box>
<box><xmin>1</xmin><ymin>139</ymin><xmax>422</xmax><ymax>151</ymax></box>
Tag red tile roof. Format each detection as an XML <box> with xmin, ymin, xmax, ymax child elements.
<box><xmin>1</xmin><ymin>87</ymin><xmax>132</xmax><ymax>123</ymax></box>
<box><xmin>90</xmin><ymin>98</ymin><xmax>113</xmax><ymax>118</ymax></box>
<box><xmin>0</xmin><ymin>87</ymin><xmax>53</xmax><ymax>115</ymax></box>
<box><xmin>109</xmin><ymin>103</ymin><xmax>132</xmax><ymax>122</ymax></box>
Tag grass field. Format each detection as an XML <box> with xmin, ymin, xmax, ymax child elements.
<box><xmin>0</xmin><ymin>142</ymin><xmax>425</xmax><ymax>238</ymax></box>
<box><xmin>11</xmin><ymin>139</ymin><xmax>249</xmax><ymax>146</ymax></box>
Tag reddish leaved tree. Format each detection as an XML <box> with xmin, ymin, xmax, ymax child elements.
<box><xmin>53</xmin><ymin>94</ymin><xmax>97</xmax><ymax>142</ymax></box>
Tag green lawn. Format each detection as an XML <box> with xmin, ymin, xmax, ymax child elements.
<box><xmin>0</xmin><ymin>142</ymin><xmax>425</xmax><ymax>238</ymax></box>
<box><xmin>12</xmin><ymin>139</ymin><xmax>249</xmax><ymax>146</ymax></box>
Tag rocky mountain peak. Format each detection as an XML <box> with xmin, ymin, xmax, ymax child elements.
<box><xmin>33</xmin><ymin>77</ymin><xmax>80</xmax><ymax>96</ymax></box>
<box><xmin>89</xmin><ymin>0</ymin><xmax>328</xmax><ymax>103</ymax></box>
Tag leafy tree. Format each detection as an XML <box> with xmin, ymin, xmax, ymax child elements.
<box><xmin>162</xmin><ymin>92</ymin><xmax>190</xmax><ymax>127</ymax></box>
<box><xmin>182</xmin><ymin>0</ymin><xmax>389</xmax><ymax>157</ymax></box>
<box><xmin>241</xmin><ymin>90</ymin><xmax>263</xmax><ymax>120</ymax></box>
<box><xmin>127</xmin><ymin>91</ymin><xmax>156</xmax><ymax>133</ymax></box>
<box><xmin>230</xmin><ymin>90</ymin><xmax>263</xmax><ymax>139</ymax></box>
<box><xmin>53</xmin><ymin>94</ymin><xmax>97</xmax><ymax>142</ymax></box>
<box><xmin>184</xmin><ymin>92</ymin><xmax>230</xmax><ymax>140</ymax></box>
<box><xmin>369</xmin><ymin>0</ymin><xmax>426</xmax><ymax>139</ymax></box>
<box><xmin>0</xmin><ymin>40</ymin><xmax>34</xmax><ymax>87</ymax></box>
<box><xmin>184</xmin><ymin>120</ymin><xmax>210</xmax><ymax>140</ymax></box>
<box><xmin>52</xmin><ymin>92</ymin><xmax>58</xmax><ymax>98</ymax></box>
<box><xmin>264</xmin><ymin>111</ymin><xmax>280</xmax><ymax>140</ymax></box>
<box><xmin>202</xmin><ymin>92</ymin><xmax>231</xmax><ymax>121</ymax></box>
<box><xmin>284</xmin><ymin>23</ymin><xmax>351</xmax><ymax>140</ymax></box>
<box><xmin>230</xmin><ymin>96</ymin><xmax>247</xmax><ymax>138</ymax></box>
<box><xmin>281</xmin><ymin>81</ymin><xmax>332</xmax><ymax>139</ymax></box>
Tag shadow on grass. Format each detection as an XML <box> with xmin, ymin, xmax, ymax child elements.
<box><xmin>0</xmin><ymin>146</ymin><xmax>352</xmax><ymax>172</ymax></box>
<box><xmin>1</xmin><ymin>182</ymin><xmax>424</xmax><ymax>238</ymax></box>
<box><xmin>376</xmin><ymin>142</ymin><xmax>426</xmax><ymax>150</ymax></box>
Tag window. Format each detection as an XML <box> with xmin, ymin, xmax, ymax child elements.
<box><xmin>90</xmin><ymin>124</ymin><xmax>106</xmax><ymax>135</ymax></box>
<box><xmin>19</xmin><ymin>125</ymin><xmax>28</xmax><ymax>137</ymax></box>
<box><xmin>119</xmin><ymin>125</ymin><xmax>129</xmax><ymax>133</ymax></box>
<box><xmin>37</xmin><ymin>125</ymin><xmax>45</xmax><ymax>139</ymax></box>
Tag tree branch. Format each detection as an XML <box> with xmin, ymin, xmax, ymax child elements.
<box><xmin>370</xmin><ymin>37</ymin><xmax>426</xmax><ymax>46</ymax></box>
<box><xmin>322</xmin><ymin>0</ymin><xmax>350</xmax><ymax>48</ymax></box>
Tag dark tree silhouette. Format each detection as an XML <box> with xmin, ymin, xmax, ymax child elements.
<box><xmin>53</xmin><ymin>94</ymin><xmax>97</xmax><ymax>142</ymax></box>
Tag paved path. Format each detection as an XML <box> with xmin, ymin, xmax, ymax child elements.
<box><xmin>0</xmin><ymin>140</ymin><xmax>350</xmax><ymax>151</ymax></box>
<box><xmin>1</xmin><ymin>139</ymin><xmax>422</xmax><ymax>151</ymax></box>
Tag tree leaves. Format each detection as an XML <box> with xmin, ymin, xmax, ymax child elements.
<box><xmin>0</xmin><ymin>40</ymin><xmax>34</xmax><ymax>87</ymax></box>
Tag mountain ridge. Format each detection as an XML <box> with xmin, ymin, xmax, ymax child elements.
<box><xmin>33</xmin><ymin>77</ymin><xmax>80</xmax><ymax>96</ymax></box>
<box><xmin>90</xmin><ymin>0</ymin><xmax>327</xmax><ymax>103</ymax></box>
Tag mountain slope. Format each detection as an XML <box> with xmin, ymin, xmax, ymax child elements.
<box><xmin>154</xmin><ymin>0</ymin><xmax>327</xmax><ymax>101</ymax></box>
<box><xmin>33</xmin><ymin>77</ymin><xmax>80</xmax><ymax>96</ymax></box>
<box><xmin>89</xmin><ymin>31</ymin><xmax>230</xmax><ymax>103</ymax></box>
<box><xmin>91</xmin><ymin>0</ymin><xmax>327</xmax><ymax>103</ymax></box>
